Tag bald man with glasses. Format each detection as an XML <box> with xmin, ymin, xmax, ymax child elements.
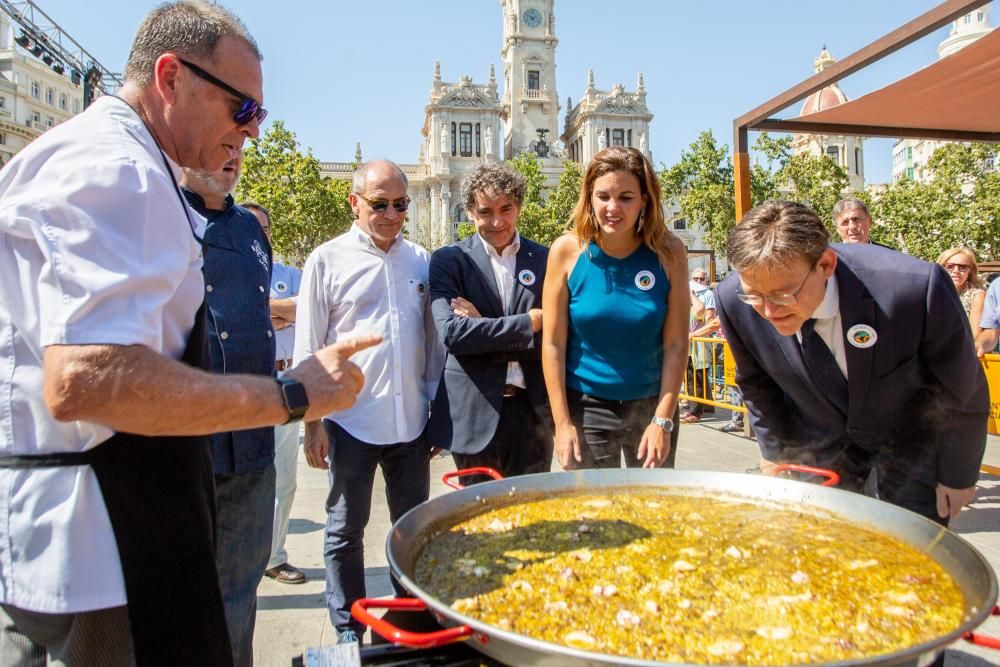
<box><xmin>716</xmin><ymin>201</ymin><xmax>987</xmax><ymax>526</ymax></box>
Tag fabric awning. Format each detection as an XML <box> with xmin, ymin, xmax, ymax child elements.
<box><xmin>796</xmin><ymin>26</ymin><xmax>1000</xmax><ymax>135</ymax></box>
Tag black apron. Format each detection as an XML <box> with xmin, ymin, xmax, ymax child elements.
<box><xmin>0</xmin><ymin>304</ymin><xmax>233</xmax><ymax>666</ymax></box>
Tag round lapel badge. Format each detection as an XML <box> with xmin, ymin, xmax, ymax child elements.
<box><xmin>416</xmin><ymin>281</ymin><xmax>427</xmax><ymax>296</ymax></box>
<box><xmin>518</xmin><ymin>269</ymin><xmax>536</xmax><ymax>286</ymax></box>
<box><xmin>275</xmin><ymin>280</ymin><xmax>288</xmax><ymax>292</ymax></box>
<box><xmin>635</xmin><ymin>270</ymin><xmax>655</xmax><ymax>291</ymax></box>
<box><xmin>846</xmin><ymin>324</ymin><xmax>877</xmax><ymax>349</ymax></box>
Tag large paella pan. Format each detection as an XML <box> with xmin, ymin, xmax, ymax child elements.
<box><xmin>353</xmin><ymin>468</ymin><xmax>999</xmax><ymax>666</ymax></box>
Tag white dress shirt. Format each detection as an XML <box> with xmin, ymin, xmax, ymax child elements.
<box><xmin>478</xmin><ymin>233</ymin><xmax>526</xmax><ymax>389</ymax></box>
<box><xmin>0</xmin><ymin>96</ymin><xmax>205</xmax><ymax>613</ymax></box>
<box><xmin>797</xmin><ymin>274</ymin><xmax>848</xmax><ymax>378</ymax></box>
<box><xmin>294</xmin><ymin>224</ymin><xmax>444</xmax><ymax>444</ymax></box>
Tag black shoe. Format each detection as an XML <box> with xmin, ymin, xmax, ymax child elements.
<box><xmin>337</xmin><ymin>629</ymin><xmax>359</xmax><ymax>645</ymax></box>
<box><xmin>720</xmin><ymin>421</ymin><xmax>744</xmax><ymax>433</ymax></box>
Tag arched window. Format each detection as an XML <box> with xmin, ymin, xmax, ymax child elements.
<box><xmin>31</xmin><ymin>81</ymin><xmax>40</xmax><ymax>99</ymax></box>
<box><xmin>72</xmin><ymin>98</ymin><xmax>80</xmax><ymax>114</ymax></box>
<box><xmin>46</xmin><ymin>88</ymin><xmax>54</xmax><ymax>105</ymax></box>
<box><xmin>59</xmin><ymin>93</ymin><xmax>67</xmax><ymax>110</ymax></box>
<box><xmin>453</xmin><ymin>204</ymin><xmax>468</xmax><ymax>223</ymax></box>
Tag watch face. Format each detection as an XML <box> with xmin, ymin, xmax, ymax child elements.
<box><xmin>522</xmin><ymin>8</ymin><xmax>543</xmax><ymax>28</ymax></box>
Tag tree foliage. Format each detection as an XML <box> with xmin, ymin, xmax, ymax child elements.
<box><xmin>870</xmin><ymin>143</ymin><xmax>1000</xmax><ymax>261</ymax></box>
<box><xmin>660</xmin><ymin>131</ymin><xmax>850</xmax><ymax>254</ymax></box>
<box><xmin>236</xmin><ymin>120</ymin><xmax>352</xmax><ymax>266</ymax></box>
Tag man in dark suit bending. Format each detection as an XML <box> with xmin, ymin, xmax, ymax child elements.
<box><xmin>427</xmin><ymin>163</ymin><xmax>551</xmax><ymax>478</ymax></box>
<box><xmin>716</xmin><ymin>201</ymin><xmax>987</xmax><ymax>524</ymax></box>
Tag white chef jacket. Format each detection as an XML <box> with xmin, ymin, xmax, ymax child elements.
<box><xmin>0</xmin><ymin>96</ymin><xmax>205</xmax><ymax>613</ymax></box>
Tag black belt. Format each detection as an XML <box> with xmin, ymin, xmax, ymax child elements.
<box><xmin>0</xmin><ymin>452</ymin><xmax>95</xmax><ymax>468</ymax></box>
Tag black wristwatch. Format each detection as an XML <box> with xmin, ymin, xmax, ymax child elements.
<box><xmin>276</xmin><ymin>377</ymin><xmax>309</xmax><ymax>424</ymax></box>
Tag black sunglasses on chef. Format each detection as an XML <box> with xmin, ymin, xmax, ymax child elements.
<box><xmin>177</xmin><ymin>57</ymin><xmax>268</xmax><ymax>126</ymax></box>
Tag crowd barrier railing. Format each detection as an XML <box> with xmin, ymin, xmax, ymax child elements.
<box><xmin>680</xmin><ymin>336</ymin><xmax>750</xmax><ymax>436</ymax></box>
<box><xmin>979</xmin><ymin>353</ymin><xmax>1000</xmax><ymax>476</ymax></box>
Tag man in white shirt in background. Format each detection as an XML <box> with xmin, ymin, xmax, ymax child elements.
<box><xmin>294</xmin><ymin>160</ymin><xmax>444</xmax><ymax>644</ymax></box>
<box><xmin>243</xmin><ymin>201</ymin><xmax>308</xmax><ymax>585</ymax></box>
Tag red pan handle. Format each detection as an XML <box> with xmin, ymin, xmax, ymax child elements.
<box><xmin>441</xmin><ymin>467</ymin><xmax>505</xmax><ymax>489</ymax></box>
<box><xmin>351</xmin><ymin>598</ymin><xmax>474</xmax><ymax>648</ymax></box>
<box><xmin>963</xmin><ymin>605</ymin><xmax>1000</xmax><ymax>649</ymax></box>
<box><xmin>765</xmin><ymin>463</ymin><xmax>841</xmax><ymax>487</ymax></box>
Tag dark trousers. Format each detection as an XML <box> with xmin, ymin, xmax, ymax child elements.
<box><xmin>567</xmin><ymin>389</ymin><xmax>680</xmax><ymax>469</ymax></box>
<box><xmin>684</xmin><ymin>359</ymin><xmax>713</xmax><ymax>416</ymax></box>
<box><xmin>832</xmin><ymin>444</ymin><xmax>947</xmax><ymax>527</ymax></box>
<box><xmin>323</xmin><ymin>421</ymin><xmax>430</xmax><ymax>633</ymax></box>
<box><xmin>452</xmin><ymin>391</ymin><xmax>551</xmax><ymax>481</ymax></box>
<box><xmin>214</xmin><ymin>466</ymin><xmax>275</xmax><ymax>667</ymax></box>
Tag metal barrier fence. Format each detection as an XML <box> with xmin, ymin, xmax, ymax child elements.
<box><xmin>680</xmin><ymin>336</ymin><xmax>750</xmax><ymax>436</ymax></box>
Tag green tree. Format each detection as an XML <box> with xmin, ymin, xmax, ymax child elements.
<box><xmin>870</xmin><ymin>143</ymin><xmax>1000</xmax><ymax>261</ymax></box>
<box><xmin>661</xmin><ymin>130</ymin><xmax>850</xmax><ymax>253</ymax></box>
<box><xmin>237</xmin><ymin>120</ymin><xmax>352</xmax><ymax>266</ymax></box>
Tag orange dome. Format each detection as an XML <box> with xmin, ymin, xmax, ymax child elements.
<box><xmin>800</xmin><ymin>85</ymin><xmax>848</xmax><ymax>116</ymax></box>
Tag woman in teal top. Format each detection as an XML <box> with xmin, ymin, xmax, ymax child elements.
<box><xmin>542</xmin><ymin>147</ymin><xmax>690</xmax><ymax>469</ymax></box>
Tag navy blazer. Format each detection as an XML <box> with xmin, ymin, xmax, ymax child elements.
<box><xmin>716</xmin><ymin>244</ymin><xmax>988</xmax><ymax>489</ymax></box>
<box><xmin>427</xmin><ymin>233</ymin><xmax>550</xmax><ymax>455</ymax></box>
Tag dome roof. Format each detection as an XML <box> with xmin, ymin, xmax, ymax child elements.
<box><xmin>800</xmin><ymin>84</ymin><xmax>848</xmax><ymax>116</ymax></box>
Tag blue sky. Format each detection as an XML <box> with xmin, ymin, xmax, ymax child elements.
<box><xmin>26</xmin><ymin>0</ymin><xmax>988</xmax><ymax>183</ymax></box>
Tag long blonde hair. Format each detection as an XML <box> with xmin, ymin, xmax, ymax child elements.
<box><xmin>570</xmin><ymin>146</ymin><xmax>676</xmax><ymax>269</ymax></box>
<box><xmin>936</xmin><ymin>246</ymin><xmax>983</xmax><ymax>291</ymax></box>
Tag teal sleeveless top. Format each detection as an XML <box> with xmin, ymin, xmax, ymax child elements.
<box><xmin>566</xmin><ymin>243</ymin><xmax>670</xmax><ymax>401</ymax></box>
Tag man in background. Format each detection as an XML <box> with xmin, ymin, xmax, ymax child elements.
<box><xmin>182</xmin><ymin>153</ymin><xmax>275</xmax><ymax>666</ymax></box>
<box><xmin>242</xmin><ymin>201</ymin><xmax>308</xmax><ymax>585</ymax></box>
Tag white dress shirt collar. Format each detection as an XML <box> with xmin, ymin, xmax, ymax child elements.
<box><xmin>811</xmin><ymin>273</ymin><xmax>840</xmax><ymax>321</ymax></box>
<box><xmin>350</xmin><ymin>221</ymin><xmax>402</xmax><ymax>253</ymax></box>
<box><xmin>478</xmin><ymin>231</ymin><xmax>521</xmax><ymax>259</ymax></box>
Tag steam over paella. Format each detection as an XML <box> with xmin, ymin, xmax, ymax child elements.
<box><xmin>415</xmin><ymin>490</ymin><xmax>967</xmax><ymax>665</ymax></box>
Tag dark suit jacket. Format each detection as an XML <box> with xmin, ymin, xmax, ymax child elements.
<box><xmin>716</xmin><ymin>243</ymin><xmax>988</xmax><ymax>489</ymax></box>
<box><xmin>426</xmin><ymin>234</ymin><xmax>550</xmax><ymax>455</ymax></box>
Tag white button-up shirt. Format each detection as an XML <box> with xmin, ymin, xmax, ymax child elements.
<box><xmin>294</xmin><ymin>224</ymin><xmax>444</xmax><ymax>444</ymax></box>
<box><xmin>797</xmin><ymin>274</ymin><xmax>847</xmax><ymax>378</ymax></box>
<box><xmin>0</xmin><ymin>96</ymin><xmax>205</xmax><ymax>613</ymax></box>
<box><xmin>478</xmin><ymin>232</ymin><xmax>526</xmax><ymax>388</ymax></box>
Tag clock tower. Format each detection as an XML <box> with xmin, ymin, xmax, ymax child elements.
<box><xmin>500</xmin><ymin>0</ymin><xmax>559</xmax><ymax>159</ymax></box>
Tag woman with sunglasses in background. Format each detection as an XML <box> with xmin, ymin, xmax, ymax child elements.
<box><xmin>937</xmin><ymin>246</ymin><xmax>986</xmax><ymax>339</ymax></box>
<box><xmin>541</xmin><ymin>147</ymin><xmax>689</xmax><ymax>470</ymax></box>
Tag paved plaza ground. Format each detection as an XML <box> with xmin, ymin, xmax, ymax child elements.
<box><xmin>253</xmin><ymin>416</ymin><xmax>1000</xmax><ymax>666</ymax></box>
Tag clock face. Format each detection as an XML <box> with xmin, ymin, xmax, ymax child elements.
<box><xmin>522</xmin><ymin>8</ymin><xmax>543</xmax><ymax>28</ymax></box>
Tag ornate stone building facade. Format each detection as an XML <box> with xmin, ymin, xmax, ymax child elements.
<box><xmin>317</xmin><ymin>0</ymin><xmax>709</xmax><ymax>251</ymax></box>
<box><xmin>0</xmin><ymin>14</ymin><xmax>86</xmax><ymax>167</ymax></box>
<box><xmin>792</xmin><ymin>47</ymin><xmax>865</xmax><ymax>192</ymax></box>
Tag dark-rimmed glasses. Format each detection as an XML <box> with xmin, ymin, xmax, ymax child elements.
<box><xmin>177</xmin><ymin>57</ymin><xmax>268</xmax><ymax>126</ymax></box>
<box><xmin>356</xmin><ymin>193</ymin><xmax>410</xmax><ymax>214</ymax></box>
<box><xmin>736</xmin><ymin>264</ymin><xmax>816</xmax><ymax>307</ymax></box>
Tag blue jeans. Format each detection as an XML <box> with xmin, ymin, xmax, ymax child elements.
<box><xmin>322</xmin><ymin>420</ymin><xmax>430</xmax><ymax>633</ymax></box>
<box><xmin>214</xmin><ymin>466</ymin><xmax>275</xmax><ymax>667</ymax></box>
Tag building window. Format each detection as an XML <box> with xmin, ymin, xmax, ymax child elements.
<box><xmin>673</xmin><ymin>218</ymin><xmax>687</xmax><ymax>231</ymax></box>
<box><xmin>627</xmin><ymin>129</ymin><xmax>633</xmax><ymax>147</ymax></box>
<box><xmin>0</xmin><ymin>96</ymin><xmax>5</xmax><ymax>109</ymax></box>
<box><xmin>72</xmin><ymin>98</ymin><xmax>80</xmax><ymax>114</ymax></box>
<box><xmin>59</xmin><ymin>93</ymin><xmax>67</xmax><ymax>110</ymax></box>
<box><xmin>475</xmin><ymin>123</ymin><xmax>481</xmax><ymax>157</ymax></box>
<box><xmin>459</xmin><ymin>122</ymin><xmax>473</xmax><ymax>157</ymax></box>
<box><xmin>612</xmin><ymin>129</ymin><xmax>625</xmax><ymax>146</ymax></box>
<box><xmin>0</xmin><ymin>133</ymin><xmax>6</xmax><ymax>146</ymax></box>
<box><xmin>825</xmin><ymin>145</ymin><xmax>839</xmax><ymax>163</ymax></box>
<box><xmin>854</xmin><ymin>147</ymin><xmax>861</xmax><ymax>175</ymax></box>
<box><xmin>450</xmin><ymin>122</ymin><xmax>456</xmax><ymax>156</ymax></box>
<box><xmin>30</xmin><ymin>110</ymin><xmax>40</xmax><ymax>124</ymax></box>
<box><xmin>605</xmin><ymin>128</ymin><xmax>610</xmax><ymax>148</ymax></box>
<box><xmin>965</xmin><ymin>14</ymin><xmax>972</xmax><ymax>23</ymax></box>
<box><xmin>453</xmin><ymin>204</ymin><xmax>468</xmax><ymax>223</ymax></box>
<box><xmin>527</xmin><ymin>70</ymin><xmax>540</xmax><ymax>90</ymax></box>
<box><xmin>46</xmin><ymin>88</ymin><xmax>54</xmax><ymax>105</ymax></box>
<box><xmin>45</xmin><ymin>115</ymin><xmax>54</xmax><ymax>128</ymax></box>
<box><xmin>31</xmin><ymin>81</ymin><xmax>40</xmax><ymax>99</ymax></box>
<box><xmin>906</xmin><ymin>167</ymin><xmax>914</xmax><ymax>180</ymax></box>
<box><xmin>905</xmin><ymin>146</ymin><xmax>912</xmax><ymax>160</ymax></box>
<box><xmin>978</xmin><ymin>11</ymin><xmax>984</xmax><ymax>21</ymax></box>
